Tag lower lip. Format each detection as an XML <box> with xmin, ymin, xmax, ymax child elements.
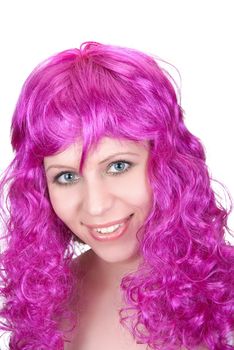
<box><xmin>89</xmin><ymin>215</ymin><xmax>133</xmax><ymax>242</ymax></box>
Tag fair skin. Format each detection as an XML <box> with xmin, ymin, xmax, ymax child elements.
<box><xmin>44</xmin><ymin>137</ymin><xmax>152</xmax><ymax>349</ymax></box>
<box><xmin>44</xmin><ymin>137</ymin><xmax>152</xmax><ymax>287</ymax></box>
<box><xmin>44</xmin><ymin>137</ymin><xmax>208</xmax><ymax>350</ymax></box>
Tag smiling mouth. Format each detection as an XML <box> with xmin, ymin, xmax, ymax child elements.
<box><xmin>85</xmin><ymin>214</ymin><xmax>134</xmax><ymax>229</ymax></box>
<box><xmin>88</xmin><ymin>214</ymin><xmax>134</xmax><ymax>241</ymax></box>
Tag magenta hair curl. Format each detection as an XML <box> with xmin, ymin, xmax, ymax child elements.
<box><xmin>0</xmin><ymin>42</ymin><xmax>234</xmax><ymax>350</ymax></box>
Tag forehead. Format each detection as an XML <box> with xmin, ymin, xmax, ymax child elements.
<box><xmin>44</xmin><ymin>137</ymin><xmax>149</xmax><ymax>166</ymax></box>
<box><xmin>87</xmin><ymin>137</ymin><xmax>149</xmax><ymax>157</ymax></box>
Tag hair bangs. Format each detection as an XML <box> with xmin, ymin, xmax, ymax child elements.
<box><xmin>1</xmin><ymin>42</ymin><xmax>233</xmax><ymax>349</ymax></box>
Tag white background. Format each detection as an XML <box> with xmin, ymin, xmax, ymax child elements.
<box><xmin>0</xmin><ymin>1</ymin><xmax>233</xmax><ymax>348</ymax></box>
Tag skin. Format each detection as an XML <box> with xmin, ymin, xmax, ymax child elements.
<box><xmin>44</xmin><ymin>136</ymin><xmax>153</xmax><ymax>286</ymax></box>
<box><xmin>44</xmin><ymin>137</ymin><xmax>209</xmax><ymax>349</ymax></box>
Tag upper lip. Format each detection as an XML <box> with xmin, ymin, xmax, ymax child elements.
<box><xmin>85</xmin><ymin>214</ymin><xmax>133</xmax><ymax>229</ymax></box>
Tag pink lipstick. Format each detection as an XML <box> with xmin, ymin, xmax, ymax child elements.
<box><xmin>88</xmin><ymin>214</ymin><xmax>133</xmax><ymax>242</ymax></box>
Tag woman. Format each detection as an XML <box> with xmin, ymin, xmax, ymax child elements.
<box><xmin>0</xmin><ymin>42</ymin><xmax>233</xmax><ymax>350</ymax></box>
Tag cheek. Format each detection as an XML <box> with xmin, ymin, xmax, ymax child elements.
<box><xmin>116</xmin><ymin>172</ymin><xmax>152</xmax><ymax>210</ymax></box>
<box><xmin>48</xmin><ymin>188</ymin><xmax>77</xmax><ymax>222</ymax></box>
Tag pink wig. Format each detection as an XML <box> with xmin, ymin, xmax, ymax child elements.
<box><xmin>0</xmin><ymin>42</ymin><xmax>234</xmax><ymax>349</ymax></box>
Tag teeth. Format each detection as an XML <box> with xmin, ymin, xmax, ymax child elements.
<box><xmin>95</xmin><ymin>223</ymin><xmax>123</xmax><ymax>234</ymax></box>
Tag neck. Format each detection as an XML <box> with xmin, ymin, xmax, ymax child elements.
<box><xmin>84</xmin><ymin>250</ymin><xmax>142</xmax><ymax>290</ymax></box>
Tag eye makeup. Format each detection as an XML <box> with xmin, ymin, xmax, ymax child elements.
<box><xmin>52</xmin><ymin>160</ymin><xmax>135</xmax><ymax>186</ymax></box>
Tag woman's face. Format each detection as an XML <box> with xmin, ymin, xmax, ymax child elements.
<box><xmin>44</xmin><ymin>137</ymin><xmax>152</xmax><ymax>264</ymax></box>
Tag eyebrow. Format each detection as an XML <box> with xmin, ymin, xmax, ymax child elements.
<box><xmin>45</xmin><ymin>152</ymin><xmax>140</xmax><ymax>172</ymax></box>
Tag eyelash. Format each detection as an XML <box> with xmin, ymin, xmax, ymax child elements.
<box><xmin>53</xmin><ymin>160</ymin><xmax>134</xmax><ymax>186</ymax></box>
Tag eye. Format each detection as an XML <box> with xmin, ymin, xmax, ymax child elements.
<box><xmin>53</xmin><ymin>171</ymin><xmax>79</xmax><ymax>185</ymax></box>
<box><xmin>52</xmin><ymin>161</ymin><xmax>133</xmax><ymax>184</ymax></box>
<box><xmin>107</xmin><ymin>161</ymin><xmax>133</xmax><ymax>175</ymax></box>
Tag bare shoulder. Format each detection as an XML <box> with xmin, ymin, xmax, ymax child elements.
<box><xmin>59</xmin><ymin>251</ymin><xmax>92</xmax><ymax>330</ymax></box>
<box><xmin>60</xmin><ymin>253</ymin><xmax>94</xmax><ymax>349</ymax></box>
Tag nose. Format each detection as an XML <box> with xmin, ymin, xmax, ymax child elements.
<box><xmin>81</xmin><ymin>177</ymin><xmax>114</xmax><ymax>217</ymax></box>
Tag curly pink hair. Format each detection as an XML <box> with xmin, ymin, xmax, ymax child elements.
<box><xmin>0</xmin><ymin>42</ymin><xmax>234</xmax><ymax>349</ymax></box>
